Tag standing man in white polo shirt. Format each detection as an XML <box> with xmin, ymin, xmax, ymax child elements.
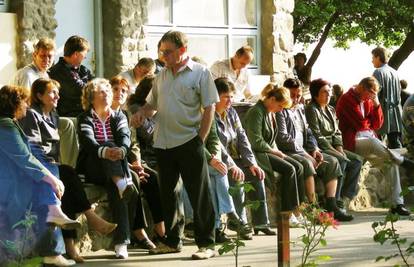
<box><xmin>132</xmin><ymin>30</ymin><xmax>218</xmax><ymax>260</ymax></box>
<box><xmin>210</xmin><ymin>45</ymin><xmax>254</xmax><ymax>102</ymax></box>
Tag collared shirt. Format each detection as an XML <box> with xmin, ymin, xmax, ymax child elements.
<box><xmin>146</xmin><ymin>58</ymin><xmax>219</xmax><ymax>149</ymax></box>
<box><xmin>119</xmin><ymin>69</ymin><xmax>138</xmax><ymax>95</ymax></box>
<box><xmin>10</xmin><ymin>63</ymin><xmax>49</xmax><ymax>89</ymax></box>
<box><xmin>210</xmin><ymin>58</ymin><xmax>250</xmax><ymax>102</ymax></box>
<box><xmin>215</xmin><ymin>106</ymin><xmax>257</xmax><ymax>167</ymax></box>
<box><xmin>91</xmin><ymin>109</ymin><xmax>114</xmax><ymax>144</ymax></box>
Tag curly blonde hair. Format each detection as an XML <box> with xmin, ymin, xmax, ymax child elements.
<box><xmin>81</xmin><ymin>78</ymin><xmax>111</xmax><ymax>111</ymax></box>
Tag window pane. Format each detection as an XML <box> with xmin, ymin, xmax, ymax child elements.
<box><xmin>230</xmin><ymin>0</ymin><xmax>257</xmax><ymax>27</ymax></box>
<box><xmin>231</xmin><ymin>36</ymin><xmax>257</xmax><ymax>65</ymax></box>
<box><xmin>147</xmin><ymin>0</ymin><xmax>171</xmax><ymax>25</ymax></box>
<box><xmin>174</xmin><ymin>0</ymin><xmax>226</xmax><ymax>26</ymax></box>
<box><xmin>146</xmin><ymin>34</ymin><xmax>163</xmax><ymax>59</ymax></box>
<box><xmin>187</xmin><ymin>35</ymin><xmax>227</xmax><ymax>66</ymax></box>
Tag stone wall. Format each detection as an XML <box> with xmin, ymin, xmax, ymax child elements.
<box><xmin>101</xmin><ymin>0</ymin><xmax>148</xmax><ymax>78</ymax></box>
<box><xmin>261</xmin><ymin>0</ymin><xmax>295</xmax><ymax>85</ymax></box>
<box><xmin>9</xmin><ymin>0</ymin><xmax>57</xmax><ymax>69</ymax></box>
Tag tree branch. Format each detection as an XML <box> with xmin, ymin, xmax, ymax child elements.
<box><xmin>388</xmin><ymin>24</ymin><xmax>414</xmax><ymax>70</ymax></box>
<box><xmin>306</xmin><ymin>11</ymin><xmax>340</xmax><ymax>68</ymax></box>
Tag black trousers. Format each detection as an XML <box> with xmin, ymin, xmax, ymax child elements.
<box><xmin>59</xmin><ymin>164</ymin><xmax>92</xmax><ymax>239</ymax></box>
<box><xmin>139</xmin><ymin>166</ymin><xmax>164</xmax><ymax>225</ymax></box>
<box><xmin>155</xmin><ymin>136</ymin><xmax>215</xmax><ymax>248</ymax></box>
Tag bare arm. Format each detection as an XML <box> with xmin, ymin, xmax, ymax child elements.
<box><xmin>199</xmin><ymin>104</ymin><xmax>215</xmax><ymax>142</ymax></box>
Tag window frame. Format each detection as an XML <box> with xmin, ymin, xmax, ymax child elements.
<box><xmin>144</xmin><ymin>0</ymin><xmax>261</xmax><ymax>74</ymax></box>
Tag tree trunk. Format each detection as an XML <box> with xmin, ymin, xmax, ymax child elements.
<box><xmin>306</xmin><ymin>11</ymin><xmax>340</xmax><ymax>69</ymax></box>
<box><xmin>388</xmin><ymin>25</ymin><xmax>414</xmax><ymax>70</ymax></box>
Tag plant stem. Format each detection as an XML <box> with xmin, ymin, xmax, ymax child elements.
<box><xmin>390</xmin><ymin>220</ymin><xmax>409</xmax><ymax>267</ymax></box>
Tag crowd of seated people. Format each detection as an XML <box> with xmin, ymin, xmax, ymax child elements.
<box><xmin>1</xmin><ymin>30</ymin><xmax>413</xmax><ymax>266</ymax></box>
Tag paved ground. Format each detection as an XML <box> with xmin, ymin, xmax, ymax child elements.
<box><xmin>80</xmin><ymin>209</ymin><xmax>413</xmax><ymax>267</ymax></box>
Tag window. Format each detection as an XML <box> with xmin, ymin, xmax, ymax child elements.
<box><xmin>144</xmin><ymin>0</ymin><xmax>260</xmax><ymax>72</ymax></box>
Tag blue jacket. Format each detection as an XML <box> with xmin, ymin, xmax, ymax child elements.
<box><xmin>0</xmin><ymin>117</ymin><xmax>49</xmax><ymax>226</ymax></box>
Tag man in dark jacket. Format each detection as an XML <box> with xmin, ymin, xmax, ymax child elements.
<box><xmin>49</xmin><ymin>35</ymin><xmax>93</xmax><ymax>117</ymax></box>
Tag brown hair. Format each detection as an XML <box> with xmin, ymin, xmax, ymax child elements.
<box><xmin>31</xmin><ymin>78</ymin><xmax>60</xmax><ymax>107</ymax></box>
<box><xmin>64</xmin><ymin>35</ymin><xmax>89</xmax><ymax>57</ymax></box>
<box><xmin>214</xmin><ymin>77</ymin><xmax>236</xmax><ymax>95</ymax></box>
<box><xmin>0</xmin><ymin>85</ymin><xmax>30</xmax><ymax>118</ymax></box>
<box><xmin>309</xmin><ymin>78</ymin><xmax>330</xmax><ymax>102</ymax></box>
<box><xmin>160</xmin><ymin>30</ymin><xmax>188</xmax><ymax>49</ymax></box>
<box><xmin>371</xmin><ymin>47</ymin><xmax>388</xmax><ymax>63</ymax></box>
<box><xmin>135</xmin><ymin>57</ymin><xmax>155</xmax><ymax>69</ymax></box>
<box><xmin>110</xmin><ymin>75</ymin><xmax>129</xmax><ymax>89</ymax></box>
<box><xmin>235</xmin><ymin>45</ymin><xmax>254</xmax><ymax>57</ymax></box>
<box><xmin>34</xmin><ymin>37</ymin><xmax>55</xmax><ymax>52</ymax></box>
<box><xmin>261</xmin><ymin>84</ymin><xmax>292</xmax><ymax>108</ymax></box>
<box><xmin>359</xmin><ymin>77</ymin><xmax>379</xmax><ymax>93</ymax></box>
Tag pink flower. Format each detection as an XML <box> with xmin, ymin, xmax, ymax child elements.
<box><xmin>317</xmin><ymin>212</ymin><xmax>339</xmax><ymax>229</ymax></box>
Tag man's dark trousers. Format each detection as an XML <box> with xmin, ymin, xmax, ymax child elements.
<box><xmin>155</xmin><ymin>136</ymin><xmax>215</xmax><ymax>248</ymax></box>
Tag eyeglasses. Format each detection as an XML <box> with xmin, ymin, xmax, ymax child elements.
<box><xmin>159</xmin><ymin>49</ymin><xmax>177</xmax><ymax>57</ymax></box>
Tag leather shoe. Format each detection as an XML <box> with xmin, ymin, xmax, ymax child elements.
<box><xmin>254</xmin><ymin>227</ymin><xmax>276</xmax><ymax>236</ymax></box>
<box><xmin>333</xmin><ymin>209</ymin><xmax>354</xmax><ymax>222</ymax></box>
<box><xmin>44</xmin><ymin>255</ymin><xmax>76</xmax><ymax>266</ymax></box>
<box><xmin>390</xmin><ymin>204</ymin><xmax>411</xmax><ymax>216</ymax></box>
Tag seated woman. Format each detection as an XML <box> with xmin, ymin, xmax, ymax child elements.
<box><xmin>305</xmin><ymin>78</ymin><xmax>362</xmax><ymax>212</ymax></box>
<box><xmin>77</xmin><ymin>78</ymin><xmax>139</xmax><ymax>259</ymax></box>
<box><xmin>214</xmin><ymin>78</ymin><xmax>275</xmax><ymax>236</ymax></box>
<box><xmin>244</xmin><ymin>84</ymin><xmax>302</xmax><ymax>220</ymax></box>
<box><xmin>0</xmin><ymin>85</ymin><xmax>75</xmax><ymax>266</ymax></box>
<box><xmin>336</xmin><ymin>77</ymin><xmax>414</xmax><ymax>216</ymax></box>
<box><xmin>110</xmin><ymin>76</ymin><xmax>165</xmax><ymax>250</ymax></box>
<box><xmin>18</xmin><ymin>78</ymin><xmax>117</xmax><ymax>263</ymax></box>
<box><xmin>276</xmin><ymin>78</ymin><xmax>353</xmax><ymax>221</ymax></box>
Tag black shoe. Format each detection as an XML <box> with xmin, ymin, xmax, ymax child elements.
<box><xmin>239</xmin><ymin>232</ymin><xmax>253</xmax><ymax>240</ymax></box>
<box><xmin>253</xmin><ymin>227</ymin><xmax>276</xmax><ymax>236</ymax></box>
<box><xmin>390</xmin><ymin>204</ymin><xmax>411</xmax><ymax>216</ymax></box>
<box><xmin>227</xmin><ymin>212</ymin><xmax>244</xmax><ymax>232</ymax></box>
<box><xmin>333</xmin><ymin>209</ymin><xmax>354</xmax><ymax>222</ymax></box>
<box><xmin>215</xmin><ymin>229</ymin><xmax>231</xmax><ymax>243</ymax></box>
<box><xmin>130</xmin><ymin>237</ymin><xmax>156</xmax><ymax>250</ymax></box>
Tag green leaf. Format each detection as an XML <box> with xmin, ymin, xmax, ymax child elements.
<box><xmin>376</xmin><ymin>256</ymin><xmax>385</xmax><ymax>262</ymax></box>
<box><xmin>320</xmin><ymin>238</ymin><xmax>327</xmax><ymax>247</ymax></box>
<box><xmin>316</xmin><ymin>255</ymin><xmax>332</xmax><ymax>261</ymax></box>
<box><xmin>302</xmin><ymin>235</ymin><xmax>310</xmax><ymax>245</ymax></box>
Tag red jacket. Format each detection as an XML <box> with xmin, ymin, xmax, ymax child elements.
<box><xmin>336</xmin><ymin>88</ymin><xmax>384</xmax><ymax>151</ymax></box>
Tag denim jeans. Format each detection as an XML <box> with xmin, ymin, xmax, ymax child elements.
<box><xmin>208</xmin><ymin>166</ymin><xmax>236</xmax><ymax>229</ymax></box>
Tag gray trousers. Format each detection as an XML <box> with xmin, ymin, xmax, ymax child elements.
<box><xmin>355</xmin><ymin>137</ymin><xmax>404</xmax><ymax>205</ymax></box>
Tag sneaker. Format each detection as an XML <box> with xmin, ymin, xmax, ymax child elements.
<box><xmin>289</xmin><ymin>214</ymin><xmax>301</xmax><ymax>228</ymax></box>
<box><xmin>115</xmin><ymin>244</ymin><xmax>128</xmax><ymax>259</ymax></box>
<box><xmin>390</xmin><ymin>204</ymin><xmax>411</xmax><ymax>216</ymax></box>
<box><xmin>149</xmin><ymin>242</ymin><xmax>182</xmax><ymax>255</ymax></box>
<box><xmin>215</xmin><ymin>229</ymin><xmax>231</xmax><ymax>243</ymax></box>
<box><xmin>191</xmin><ymin>247</ymin><xmax>215</xmax><ymax>260</ymax></box>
